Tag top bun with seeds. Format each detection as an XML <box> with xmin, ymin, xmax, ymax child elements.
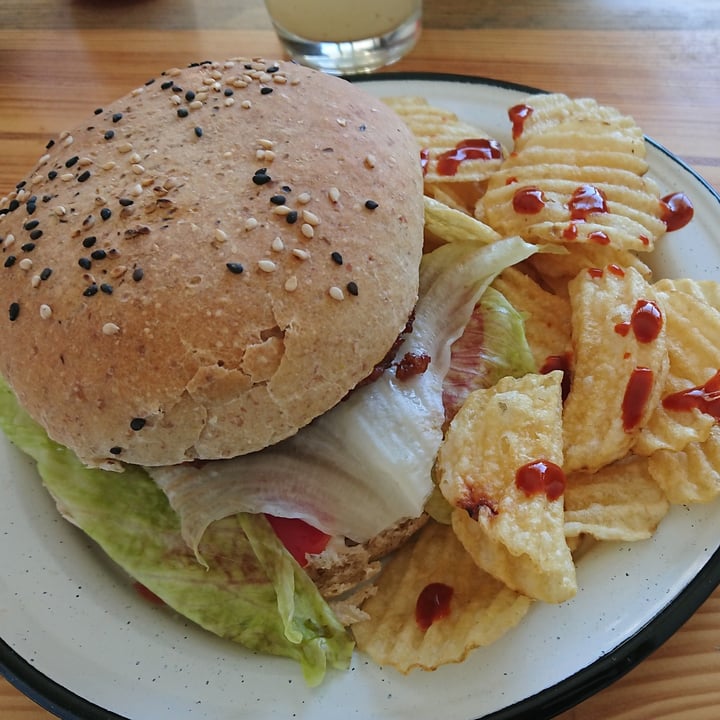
<box><xmin>0</xmin><ymin>57</ymin><xmax>424</xmax><ymax>469</ymax></box>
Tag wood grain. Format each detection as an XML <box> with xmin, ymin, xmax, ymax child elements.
<box><xmin>1</xmin><ymin>2</ymin><xmax>720</xmax><ymax>718</ymax></box>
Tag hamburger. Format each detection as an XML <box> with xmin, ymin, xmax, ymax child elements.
<box><xmin>0</xmin><ymin>57</ymin><xmax>535</xmax><ymax>683</ymax></box>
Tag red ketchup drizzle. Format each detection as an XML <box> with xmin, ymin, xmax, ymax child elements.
<box><xmin>515</xmin><ymin>459</ymin><xmax>566</xmax><ymax>501</ymax></box>
<box><xmin>607</xmin><ymin>264</ymin><xmax>625</xmax><ymax>277</ymax></box>
<box><xmin>631</xmin><ymin>299</ymin><xmax>663</xmax><ymax>342</ymax></box>
<box><xmin>396</xmin><ymin>352</ymin><xmax>431</xmax><ymax>380</ymax></box>
<box><xmin>513</xmin><ymin>186</ymin><xmax>545</xmax><ymax>214</ymax></box>
<box><xmin>622</xmin><ymin>366</ymin><xmax>654</xmax><ymax>431</ymax></box>
<box><xmin>660</xmin><ymin>192</ymin><xmax>694</xmax><ymax>232</ymax></box>
<box><xmin>563</xmin><ymin>222</ymin><xmax>579</xmax><ymax>240</ymax></box>
<box><xmin>540</xmin><ymin>352</ymin><xmax>573</xmax><ymax>401</ymax></box>
<box><xmin>436</xmin><ymin>138</ymin><xmax>503</xmax><ymax>176</ymax></box>
<box><xmin>588</xmin><ymin>230</ymin><xmax>610</xmax><ymax>245</ymax></box>
<box><xmin>662</xmin><ymin>369</ymin><xmax>720</xmax><ymax>420</ymax></box>
<box><xmin>265</xmin><ymin>515</ymin><xmax>331</xmax><ymax>567</ymax></box>
<box><xmin>568</xmin><ymin>184</ymin><xmax>608</xmax><ymax>220</ymax></box>
<box><xmin>509</xmin><ymin>103</ymin><xmax>533</xmax><ymax>140</ymax></box>
<box><xmin>615</xmin><ymin>321</ymin><xmax>631</xmax><ymax>337</ymax></box>
<box><xmin>416</xmin><ymin>582</ymin><xmax>454</xmax><ymax>631</ymax></box>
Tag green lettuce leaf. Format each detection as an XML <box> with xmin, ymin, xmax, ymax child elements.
<box><xmin>0</xmin><ymin>377</ymin><xmax>353</xmax><ymax>686</ymax></box>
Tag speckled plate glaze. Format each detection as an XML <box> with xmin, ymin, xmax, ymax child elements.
<box><xmin>2</xmin><ymin>74</ymin><xmax>720</xmax><ymax>720</ymax></box>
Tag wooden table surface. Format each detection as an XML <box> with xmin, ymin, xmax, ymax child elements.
<box><xmin>0</xmin><ymin>1</ymin><xmax>719</xmax><ymax>718</ymax></box>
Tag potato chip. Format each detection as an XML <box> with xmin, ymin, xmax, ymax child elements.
<box><xmin>352</xmin><ymin>521</ymin><xmax>531</xmax><ymax>673</ymax></box>
<box><xmin>648</xmin><ymin>425</ymin><xmax>720</xmax><ymax>505</ymax></box>
<box><xmin>564</xmin><ymin>455</ymin><xmax>669</xmax><ymax>541</ymax></box>
<box><xmin>491</xmin><ymin>266</ymin><xmax>572</xmax><ymax>369</ymax></box>
<box><xmin>634</xmin><ymin>286</ymin><xmax>720</xmax><ymax>455</ymax></box>
<box><xmin>424</xmin><ymin>196</ymin><xmax>501</xmax><ymax>247</ymax></box>
<box><xmin>437</xmin><ymin>371</ymin><xmax>576</xmax><ymax>603</ymax></box>
<box><xmin>562</xmin><ymin>264</ymin><xmax>669</xmax><ymax>473</ymax></box>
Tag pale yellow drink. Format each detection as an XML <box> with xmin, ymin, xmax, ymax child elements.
<box><xmin>265</xmin><ymin>0</ymin><xmax>421</xmax><ymax>42</ymax></box>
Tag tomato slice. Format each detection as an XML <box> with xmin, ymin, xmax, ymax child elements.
<box><xmin>264</xmin><ymin>514</ymin><xmax>331</xmax><ymax>566</ymax></box>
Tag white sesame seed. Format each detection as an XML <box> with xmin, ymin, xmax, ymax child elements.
<box><xmin>224</xmin><ymin>97</ymin><xmax>235</xmax><ymax>107</ymax></box>
<box><xmin>292</xmin><ymin>248</ymin><xmax>310</xmax><ymax>260</ymax></box>
<box><xmin>163</xmin><ymin>177</ymin><xmax>179</xmax><ymax>190</ymax></box>
<box><xmin>118</xmin><ymin>142</ymin><xmax>134</xmax><ymax>154</ymax></box>
<box><xmin>245</xmin><ymin>217</ymin><xmax>259</xmax><ymax>231</ymax></box>
<box><xmin>212</xmin><ymin>81</ymin><xmax>222</xmax><ymax>92</ymax></box>
<box><xmin>189</xmin><ymin>99</ymin><xmax>203</xmax><ymax>110</ymax></box>
<box><xmin>30</xmin><ymin>174</ymin><xmax>44</xmax><ymax>186</ymax></box>
<box><xmin>210</xmin><ymin>69</ymin><xmax>223</xmax><ymax>80</ymax></box>
<box><xmin>272</xmin><ymin>74</ymin><xmax>288</xmax><ymax>85</ymax></box>
<box><xmin>302</xmin><ymin>209</ymin><xmax>320</xmax><ymax>226</ymax></box>
<box><xmin>272</xmin><ymin>205</ymin><xmax>292</xmax><ymax>216</ymax></box>
<box><xmin>255</xmin><ymin>149</ymin><xmax>267</xmax><ymax>161</ymax></box>
<box><xmin>241</xmin><ymin>100</ymin><xmax>252</xmax><ymax>109</ymax></box>
<box><xmin>60</xmin><ymin>173</ymin><xmax>74</xmax><ymax>182</ymax></box>
<box><xmin>170</xmin><ymin>94</ymin><xmax>182</xmax><ymax>105</ymax></box>
<box><xmin>214</xmin><ymin>228</ymin><xmax>228</xmax><ymax>243</ymax></box>
<box><xmin>129</xmin><ymin>183</ymin><xmax>143</xmax><ymax>197</ymax></box>
<box><xmin>62</xmin><ymin>134</ymin><xmax>74</xmax><ymax>147</ymax></box>
<box><xmin>103</xmin><ymin>322</ymin><xmax>121</xmax><ymax>335</ymax></box>
<box><xmin>329</xmin><ymin>286</ymin><xmax>344</xmax><ymax>301</ymax></box>
<box><xmin>31</xmin><ymin>274</ymin><xmax>41</xmax><ymax>288</ymax></box>
<box><xmin>258</xmin><ymin>259</ymin><xmax>277</xmax><ymax>272</ymax></box>
<box><xmin>364</xmin><ymin>153</ymin><xmax>377</xmax><ymax>169</ymax></box>
<box><xmin>131</xmin><ymin>164</ymin><xmax>145</xmax><ymax>175</ymax></box>
<box><xmin>284</xmin><ymin>275</ymin><xmax>298</xmax><ymax>292</ymax></box>
<box><xmin>168</xmin><ymin>67</ymin><xmax>182</xmax><ymax>76</ymax></box>
<box><xmin>3</xmin><ymin>233</ymin><xmax>15</xmax><ymax>248</ymax></box>
<box><xmin>102</xmin><ymin>161</ymin><xmax>116</xmax><ymax>171</ymax></box>
<box><xmin>39</xmin><ymin>304</ymin><xmax>52</xmax><ymax>319</ymax></box>
<box><xmin>38</xmin><ymin>153</ymin><xmax>51</xmax><ymax>166</ymax></box>
<box><xmin>53</xmin><ymin>206</ymin><xmax>67</xmax><ymax>217</ymax></box>
<box><xmin>131</xmin><ymin>86</ymin><xmax>145</xmax><ymax>97</ymax></box>
<box><xmin>262</xmin><ymin>150</ymin><xmax>276</xmax><ymax>163</ymax></box>
<box><xmin>78</xmin><ymin>157</ymin><xmax>94</xmax><ymax>167</ymax></box>
<box><xmin>271</xmin><ymin>236</ymin><xmax>284</xmax><ymax>252</ymax></box>
<box><xmin>19</xmin><ymin>258</ymin><xmax>33</xmax><ymax>271</ymax></box>
<box><xmin>258</xmin><ymin>138</ymin><xmax>275</xmax><ymax>149</ymax></box>
<box><xmin>297</xmin><ymin>192</ymin><xmax>312</xmax><ymax>204</ymax></box>
<box><xmin>94</xmin><ymin>195</ymin><xmax>107</xmax><ymax>206</ymax></box>
<box><xmin>300</xmin><ymin>223</ymin><xmax>314</xmax><ymax>239</ymax></box>
<box><xmin>336</xmin><ymin>118</ymin><xmax>348</xmax><ymax>127</ymax></box>
<box><xmin>328</xmin><ymin>187</ymin><xmax>341</xmax><ymax>203</ymax></box>
<box><xmin>231</xmin><ymin>78</ymin><xmax>249</xmax><ymax>88</ymax></box>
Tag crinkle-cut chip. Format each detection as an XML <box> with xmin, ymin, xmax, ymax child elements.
<box><xmin>437</xmin><ymin>371</ymin><xmax>576</xmax><ymax>603</ymax></box>
<box><xmin>425</xmin><ymin>182</ymin><xmax>489</xmax><ymax>217</ymax></box>
<box><xmin>491</xmin><ymin>266</ymin><xmax>572</xmax><ymax>369</ymax></box>
<box><xmin>476</xmin><ymin>179</ymin><xmax>665</xmax><ymax>252</ymax></box>
<box><xmin>563</xmin><ymin>265</ymin><xmax>669</xmax><ymax>473</ymax></box>
<box><xmin>382</xmin><ymin>95</ymin><xmax>505</xmax><ymax>185</ymax></box>
<box><xmin>500</xmin><ymin>146</ymin><xmax>649</xmax><ymax>176</ymax></box>
<box><xmin>513</xmin><ymin>94</ymin><xmax>645</xmax><ymax>149</ymax></box>
<box><xmin>564</xmin><ymin>455</ymin><xmax>669</xmax><ymax>541</ymax></box>
<box><xmin>634</xmin><ymin>286</ymin><xmax>720</xmax><ymax>456</ymax></box>
<box><xmin>528</xmin><ymin>244</ymin><xmax>652</xmax><ymax>290</ymax></box>
<box><xmin>648</xmin><ymin>425</ymin><xmax>720</xmax><ymax>504</ymax></box>
<box><xmin>655</xmin><ymin>277</ymin><xmax>720</xmax><ymax>312</ymax></box>
<box><xmin>352</xmin><ymin>521</ymin><xmax>531</xmax><ymax>673</ymax></box>
<box><xmin>424</xmin><ymin>196</ymin><xmax>501</xmax><ymax>246</ymax></box>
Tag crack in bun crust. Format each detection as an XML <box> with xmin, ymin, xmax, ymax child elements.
<box><xmin>0</xmin><ymin>58</ymin><xmax>424</xmax><ymax>468</ymax></box>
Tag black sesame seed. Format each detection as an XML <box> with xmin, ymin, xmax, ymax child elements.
<box><xmin>286</xmin><ymin>210</ymin><xmax>298</xmax><ymax>224</ymax></box>
<box><xmin>365</xmin><ymin>199</ymin><xmax>379</xmax><ymax>210</ymax></box>
<box><xmin>145</xmin><ymin>77</ymin><xmax>155</xmax><ymax>86</ymax></box>
<box><xmin>82</xmin><ymin>236</ymin><xmax>97</xmax><ymax>248</ymax></box>
<box><xmin>161</xmin><ymin>80</ymin><xmax>174</xmax><ymax>90</ymax></box>
<box><xmin>26</xmin><ymin>201</ymin><xmax>37</xmax><ymax>215</ymax></box>
<box><xmin>48</xmin><ymin>170</ymin><xmax>58</xmax><ymax>180</ymax></box>
<box><xmin>23</xmin><ymin>219</ymin><xmax>40</xmax><ymax>231</ymax></box>
<box><xmin>8</xmin><ymin>199</ymin><xmax>19</xmax><ymax>212</ymax></box>
<box><xmin>42</xmin><ymin>195</ymin><xmax>52</xmax><ymax>203</ymax></box>
<box><xmin>130</xmin><ymin>417</ymin><xmax>146</xmax><ymax>431</ymax></box>
<box><xmin>4</xmin><ymin>255</ymin><xmax>16</xmax><ymax>268</ymax></box>
<box><xmin>94</xmin><ymin>107</ymin><xmax>103</xmax><ymax>115</ymax></box>
<box><xmin>331</xmin><ymin>251</ymin><xmax>343</xmax><ymax>265</ymax></box>
<box><xmin>252</xmin><ymin>172</ymin><xmax>271</xmax><ymax>186</ymax></box>
<box><xmin>347</xmin><ymin>281</ymin><xmax>359</xmax><ymax>296</ymax></box>
<box><xmin>100</xmin><ymin>283</ymin><xmax>113</xmax><ymax>294</ymax></box>
<box><xmin>109</xmin><ymin>446</ymin><xmax>123</xmax><ymax>455</ymax></box>
<box><xmin>29</xmin><ymin>229</ymin><xmax>42</xmax><ymax>241</ymax></box>
<box><xmin>226</xmin><ymin>262</ymin><xmax>244</xmax><ymax>274</ymax></box>
<box><xmin>172</xmin><ymin>85</ymin><xmax>183</xmax><ymax>93</ymax></box>
<box><xmin>8</xmin><ymin>302</ymin><xmax>20</xmax><ymax>321</ymax></box>
<box><xmin>270</xmin><ymin>194</ymin><xmax>286</xmax><ymax>205</ymax></box>
<box><xmin>100</xmin><ymin>208</ymin><xmax>112</xmax><ymax>221</ymax></box>
<box><xmin>119</xmin><ymin>198</ymin><xmax>134</xmax><ymax>207</ymax></box>
<box><xmin>260</xmin><ymin>86</ymin><xmax>273</xmax><ymax>95</ymax></box>
<box><xmin>21</xmin><ymin>242</ymin><xmax>36</xmax><ymax>252</ymax></box>
<box><xmin>104</xmin><ymin>129</ymin><xmax>115</xmax><ymax>140</ymax></box>
<box><xmin>83</xmin><ymin>283</ymin><xmax>98</xmax><ymax>296</ymax></box>
<box><xmin>266</xmin><ymin>65</ymin><xmax>280</xmax><ymax>73</ymax></box>
<box><xmin>194</xmin><ymin>126</ymin><xmax>203</xmax><ymax>138</ymax></box>
<box><xmin>15</xmin><ymin>181</ymin><xmax>25</xmax><ymax>189</ymax></box>
<box><xmin>78</xmin><ymin>257</ymin><xmax>92</xmax><ymax>270</ymax></box>
<box><xmin>46</xmin><ymin>139</ymin><xmax>55</xmax><ymax>149</ymax></box>
<box><xmin>40</xmin><ymin>267</ymin><xmax>53</xmax><ymax>281</ymax></box>
<box><xmin>77</xmin><ymin>170</ymin><xmax>91</xmax><ymax>183</ymax></box>
<box><xmin>65</xmin><ymin>156</ymin><xmax>79</xmax><ymax>168</ymax></box>
<box><xmin>91</xmin><ymin>249</ymin><xmax>107</xmax><ymax>260</ymax></box>
<box><xmin>112</xmin><ymin>112</ymin><xmax>123</xmax><ymax>123</ymax></box>
<box><xmin>223</xmin><ymin>88</ymin><xmax>234</xmax><ymax>97</ymax></box>
<box><xmin>185</xmin><ymin>90</ymin><xmax>196</xmax><ymax>102</ymax></box>
<box><xmin>282</xmin><ymin>185</ymin><xmax>292</xmax><ymax>193</ymax></box>
<box><xmin>132</xmin><ymin>267</ymin><xmax>144</xmax><ymax>281</ymax></box>
<box><xmin>177</xmin><ymin>107</ymin><xmax>189</xmax><ymax>118</ymax></box>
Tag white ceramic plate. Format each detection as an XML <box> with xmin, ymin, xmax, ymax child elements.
<box><xmin>2</xmin><ymin>74</ymin><xmax>720</xmax><ymax>720</ymax></box>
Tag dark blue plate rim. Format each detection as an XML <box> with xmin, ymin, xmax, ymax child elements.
<box><xmin>2</xmin><ymin>71</ymin><xmax>720</xmax><ymax>720</ymax></box>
